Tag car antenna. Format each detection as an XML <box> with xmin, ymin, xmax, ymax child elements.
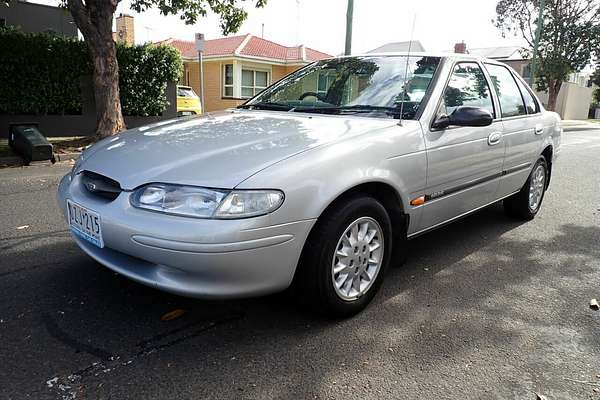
<box><xmin>398</xmin><ymin>14</ymin><xmax>417</xmax><ymax>127</ymax></box>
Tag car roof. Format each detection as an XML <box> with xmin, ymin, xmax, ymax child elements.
<box><xmin>323</xmin><ymin>52</ymin><xmax>501</xmax><ymax>64</ymax></box>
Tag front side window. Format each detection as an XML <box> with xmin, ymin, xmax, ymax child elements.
<box><xmin>242</xmin><ymin>69</ymin><xmax>269</xmax><ymax>98</ymax></box>
<box><xmin>223</xmin><ymin>64</ymin><xmax>233</xmax><ymax>97</ymax></box>
<box><xmin>485</xmin><ymin>64</ymin><xmax>527</xmax><ymax>118</ymax></box>
<box><xmin>441</xmin><ymin>62</ymin><xmax>495</xmax><ymax>118</ymax></box>
<box><xmin>244</xmin><ymin>56</ymin><xmax>441</xmax><ymax>120</ymax></box>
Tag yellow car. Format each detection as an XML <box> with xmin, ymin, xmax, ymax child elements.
<box><xmin>177</xmin><ymin>85</ymin><xmax>202</xmax><ymax>116</ymax></box>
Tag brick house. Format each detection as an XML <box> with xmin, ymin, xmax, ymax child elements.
<box><xmin>157</xmin><ymin>34</ymin><xmax>331</xmax><ymax>112</ymax></box>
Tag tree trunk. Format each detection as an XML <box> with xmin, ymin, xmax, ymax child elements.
<box><xmin>67</xmin><ymin>0</ymin><xmax>125</xmax><ymax>139</ymax></box>
<box><xmin>89</xmin><ymin>35</ymin><xmax>125</xmax><ymax>139</ymax></box>
<box><xmin>547</xmin><ymin>79</ymin><xmax>563</xmax><ymax>112</ymax></box>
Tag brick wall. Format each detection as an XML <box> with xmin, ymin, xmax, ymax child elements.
<box><xmin>185</xmin><ymin>60</ymin><xmax>242</xmax><ymax>112</ymax></box>
<box><xmin>183</xmin><ymin>60</ymin><xmax>305</xmax><ymax>112</ymax></box>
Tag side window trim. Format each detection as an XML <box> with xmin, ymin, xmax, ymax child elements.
<box><xmin>511</xmin><ymin>70</ymin><xmax>541</xmax><ymax>115</ymax></box>
<box><xmin>430</xmin><ymin>60</ymin><xmax>497</xmax><ymax>130</ymax></box>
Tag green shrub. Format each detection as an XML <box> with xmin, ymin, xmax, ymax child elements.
<box><xmin>117</xmin><ymin>43</ymin><xmax>183</xmax><ymax>116</ymax></box>
<box><xmin>0</xmin><ymin>27</ymin><xmax>90</xmax><ymax>114</ymax></box>
<box><xmin>0</xmin><ymin>27</ymin><xmax>183</xmax><ymax>116</ymax></box>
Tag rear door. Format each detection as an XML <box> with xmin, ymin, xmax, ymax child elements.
<box><xmin>484</xmin><ymin>63</ymin><xmax>544</xmax><ymax>197</ymax></box>
<box><xmin>418</xmin><ymin>61</ymin><xmax>505</xmax><ymax>232</ymax></box>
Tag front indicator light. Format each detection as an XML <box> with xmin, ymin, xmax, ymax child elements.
<box><xmin>215</xmin><ymin>190</ymin><xmax>284</xmax><ymax>219</ymax></box>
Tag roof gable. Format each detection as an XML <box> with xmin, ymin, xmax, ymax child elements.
<box><xmin>468</xmin><ymin>46</ymin><xmax>525</xmax><ymax>60</ymax></box>
<box><xmin>157</xmin><ymin>34</ymin><xmax>331</xmax><ymax>63</ymax></box>
<box><xmin>367</xmin><ymin>41</ymin><xmax>426</xmax><ymax>54</ymax></box>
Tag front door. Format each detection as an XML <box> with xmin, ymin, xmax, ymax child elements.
<box><xmin>418</xmin><ymin>61</ymin><xmax>505</xmax><ymax>232</ymax></box>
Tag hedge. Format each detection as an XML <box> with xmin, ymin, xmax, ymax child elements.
<box><xmin>117</xmin><ymin>43</ymin><xmax>182</xmax><ymax>116</ymax></box>
<box><xmin>0</xmin><ymin>27</ymin><xmax>90</xmax><ymax>114</ymax></box>
<box><xmin>0</xmin><ymin>27</ymin><xmax>183</xmax><ymax>116</ymax></box>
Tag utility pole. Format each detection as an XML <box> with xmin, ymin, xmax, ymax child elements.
<box><xmin>344</xmin><ymin>0</ymin><xmax>354</xmax><ymax>55</ymax></box>
<box><xmin>529</xmin><ymin>0</ymin><xmax>546</xmax><ymax>87</ymax></box>
<box><xmin>195</xmin><ymin>33</ymin><xmax>205</xmax><ymax>114</ymax></box>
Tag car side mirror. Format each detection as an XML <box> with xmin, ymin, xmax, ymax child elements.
<box><xmin>432</xmin><ymin>106</ymin><xmax>493</xmax><ymax>130</ymax></box>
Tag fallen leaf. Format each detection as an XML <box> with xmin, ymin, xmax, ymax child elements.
<box><xmin>590</xmin><ymin>299</ymin><xmax>599</xmax><ymax>310</ymax></box>
<box><xmin>16</xmin><ymin>225</ymin><xmax>29</xmax><ymax>230</ymax></box>
<box><xmin>160</xmin><ymin>308</ymin><xmax>186</xmax><ymax>321</ymax></box>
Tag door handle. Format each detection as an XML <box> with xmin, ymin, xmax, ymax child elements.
<box><xmin>534</xmin><ymin>124</ymin><xmax>544</xmax><ymax>135</ymax></box>
<box><xmin>488</xmin><ymin>132</ymin><xmax>502</xmax><ymax>146</ymax></box>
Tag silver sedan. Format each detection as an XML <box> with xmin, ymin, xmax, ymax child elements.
<box><xmin>58</xmin><ymin>53</ymin><xmax>561</xmax><ymax>316</ymax></box>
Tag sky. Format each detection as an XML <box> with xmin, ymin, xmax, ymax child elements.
<box><xmin>36</xmin><ymin>0</ymin><xmax>526</xmax><ymax>54</ymax></box>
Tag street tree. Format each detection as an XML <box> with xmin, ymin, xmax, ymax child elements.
<box><xmin>1</xmin><ymin>0</ymin><xmax>266</xmax><ymax>138</ymax></box>
<box><xmin>494</xmin><ymin>0</ymin><xmax>600</xmax><ymax>111</ymax></box>
<box><xmin>592</xmin><ymin>64</ymin><xmax>600</xmax><ymax>106</ymax></box>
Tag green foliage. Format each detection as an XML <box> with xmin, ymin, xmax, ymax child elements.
<box><xmin>592</xmin><ymin>65</ymin><xmax>600</xmax><ymax>102</ymax></box>
<box><xmin>129</xmin><ymin>0</ymin><xmax>266</xmax><ymax>35</ymax></box>
<box><xmin>0</xmin><ymin>27</ymin><xmax>91</xmax><ymax>114</ymax></box>
<box><xmin>117</xmin><ymin>43</ymin><xmax>183</xmax><ymax>116</ymax></box>
<box><xmin>494</xmin><ymin>0</ymin><xmax>600</xmax><ymax>92</ymax></box>
<box><xmin>0</xmin><ymin>28</ymin><xmax>183</xmax><ymax>116</ymax></box>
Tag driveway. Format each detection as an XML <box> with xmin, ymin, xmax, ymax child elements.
<box><xmin>1</xmin><ymin>128</ymin><xmax>599</xmax><ymax>399</ymax></box>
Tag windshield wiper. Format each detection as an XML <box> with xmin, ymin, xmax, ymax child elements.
<box><xmin>237</xmin><ymin>101</ymin><xmax>293</xmax><ymax>111</ymax></box>
<box><xmin>294</xmin><ymin>104</ymin><xmax>403</xmax><ymax>116</ymax></box>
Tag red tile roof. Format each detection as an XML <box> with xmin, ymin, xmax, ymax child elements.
<box><xmin>156</xmin><ymin>34</ymin><xmax>331</xmax><ymax>63</ymax></box>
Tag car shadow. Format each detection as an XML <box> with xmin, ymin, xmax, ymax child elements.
<box><xmin>4</xmin><ymin>203</ymin><xmax>600</xmax><ymax>399</ymax></box>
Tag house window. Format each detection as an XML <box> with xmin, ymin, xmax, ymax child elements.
<box><xmin>241</xmin><ymin>69</ymin><xmax>269</xmax><ymax>98</ymax></box>
<box><xmin>317</xmin><ymin>73</ymin><xmax>336</xmax><ymax>95</ymax></box>
<box><xmin>223</xmin><ymin>64</ymin><xmax>234</xmax><ymax>97</ymax></box>
<box><xmin>185</xmin><ymin>68</ymin><xmax>190</xmax><ymax>86</ymax></box>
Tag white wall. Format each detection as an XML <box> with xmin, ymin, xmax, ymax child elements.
<box><xmin>535</xmin><ymin>82</ymin><xmax>593</xmax><ymax>120</ymax></box>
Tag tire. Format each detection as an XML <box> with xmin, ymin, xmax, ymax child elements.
<box><xmin>296</xmin><ymin>195</ymin><xmax>393</xmax><ymax>317</ymax></box>
<box><xmin>503</xmin><ymin>156</ymin><xmax>548</xmax><ymax>220</ymax></box>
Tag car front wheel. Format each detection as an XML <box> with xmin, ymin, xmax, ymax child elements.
<box><xmin>297</xmin><ymin>195</ymin><xmax>392</xmax><ymax>317</ymax></box>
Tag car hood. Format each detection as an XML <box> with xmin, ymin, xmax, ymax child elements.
<box><xmin>78</xmin><ymin>110</ymin><xmax>398</xmax><ymax>189</ymax></box>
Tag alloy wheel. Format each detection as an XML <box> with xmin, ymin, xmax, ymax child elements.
<box><xmin>528</xmin><ymin>164</ymin><xmax>546</xmax><ymax>212</ymax></box>
<box><xmin>331</xmin><ymin>217</ymin><xmax>384</xmax><ymax>301</ymax></box>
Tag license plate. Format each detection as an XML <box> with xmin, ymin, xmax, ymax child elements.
<box><xmin>67</xmin><ymin>200</ymin><xmax>104</xmax><ymax>248</ymax></box>
<box><xmin>181</xmin><ymin>111</ymin><xmax>193</xmax><ymax>116</ymax></box>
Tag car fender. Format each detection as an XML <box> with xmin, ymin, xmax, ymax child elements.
<box><xmin>236</xmin><ymin>122</ymin><xmax>427</xmax><ymax>232</ymax></box>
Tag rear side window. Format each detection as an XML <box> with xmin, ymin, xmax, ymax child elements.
<box><xmin>514</xmin><ymin>77</ymin><xmax>540</xmax><ymax>114</ymax></box>
<box><xmin>485</xmin><ymin>64</ymin><xmax>527</xmax><ymax>118</ymax></box>
<box><xmin>442</xmin><ymin>62</ymin><xmax>495</xmax><ymax>118</ymax></box>
<box><xmin>177</xmin><ymin>87</ymin><xmax>197</xmax><ymax>98</ymax></box>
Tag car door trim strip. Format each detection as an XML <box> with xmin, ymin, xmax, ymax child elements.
<box><xmin>421</xmin><ymin>162</ymin><xmax>532</xmax><ymax>203</ymax></box>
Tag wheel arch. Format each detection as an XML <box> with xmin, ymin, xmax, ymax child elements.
<box><xmin>541</xmin><ymin>144</ymin><xmax>553</xmax><ymax>189</ymax></box>
<box><xmin>292</xmin><ymin>181</ymin><xmax>409</xmax><ymax>285</ymax></box>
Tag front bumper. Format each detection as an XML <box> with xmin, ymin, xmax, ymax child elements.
<box><xmin>57</xmin><ymin>173</ymin><xmax>315</xmax><ymax>299</ymax></box>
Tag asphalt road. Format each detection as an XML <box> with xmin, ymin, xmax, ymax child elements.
<box><xmin>1</xmin><ymin>129</ymin><xmax>600</xmax><ymax>400</ymax></box>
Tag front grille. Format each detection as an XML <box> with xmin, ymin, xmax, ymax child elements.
<box><xmin>81</xmin><ymin>171</ymin><xmax>122</xmax><ymax>200</ymax></box>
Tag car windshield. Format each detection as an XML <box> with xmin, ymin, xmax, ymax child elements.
<box><xmin>241</xmin><ymin>55</ymin><xmax>441</xmax><ymax>119</ymax></box>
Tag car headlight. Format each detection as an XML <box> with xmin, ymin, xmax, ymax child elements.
<box><xmin>130</xmin><ymin>183</ymin><xmax>284</xmax><ymax>219</ymax></box>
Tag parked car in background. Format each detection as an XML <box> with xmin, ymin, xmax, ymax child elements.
<box><xmin>176</xmin><ymin>85</ymin><xmax>202</xmax><ymax>116</ymax></box>
<box><xmin>58</xmin><ymin>53</ymin><xmax>561</xmax><ymax>317</ymax></box>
